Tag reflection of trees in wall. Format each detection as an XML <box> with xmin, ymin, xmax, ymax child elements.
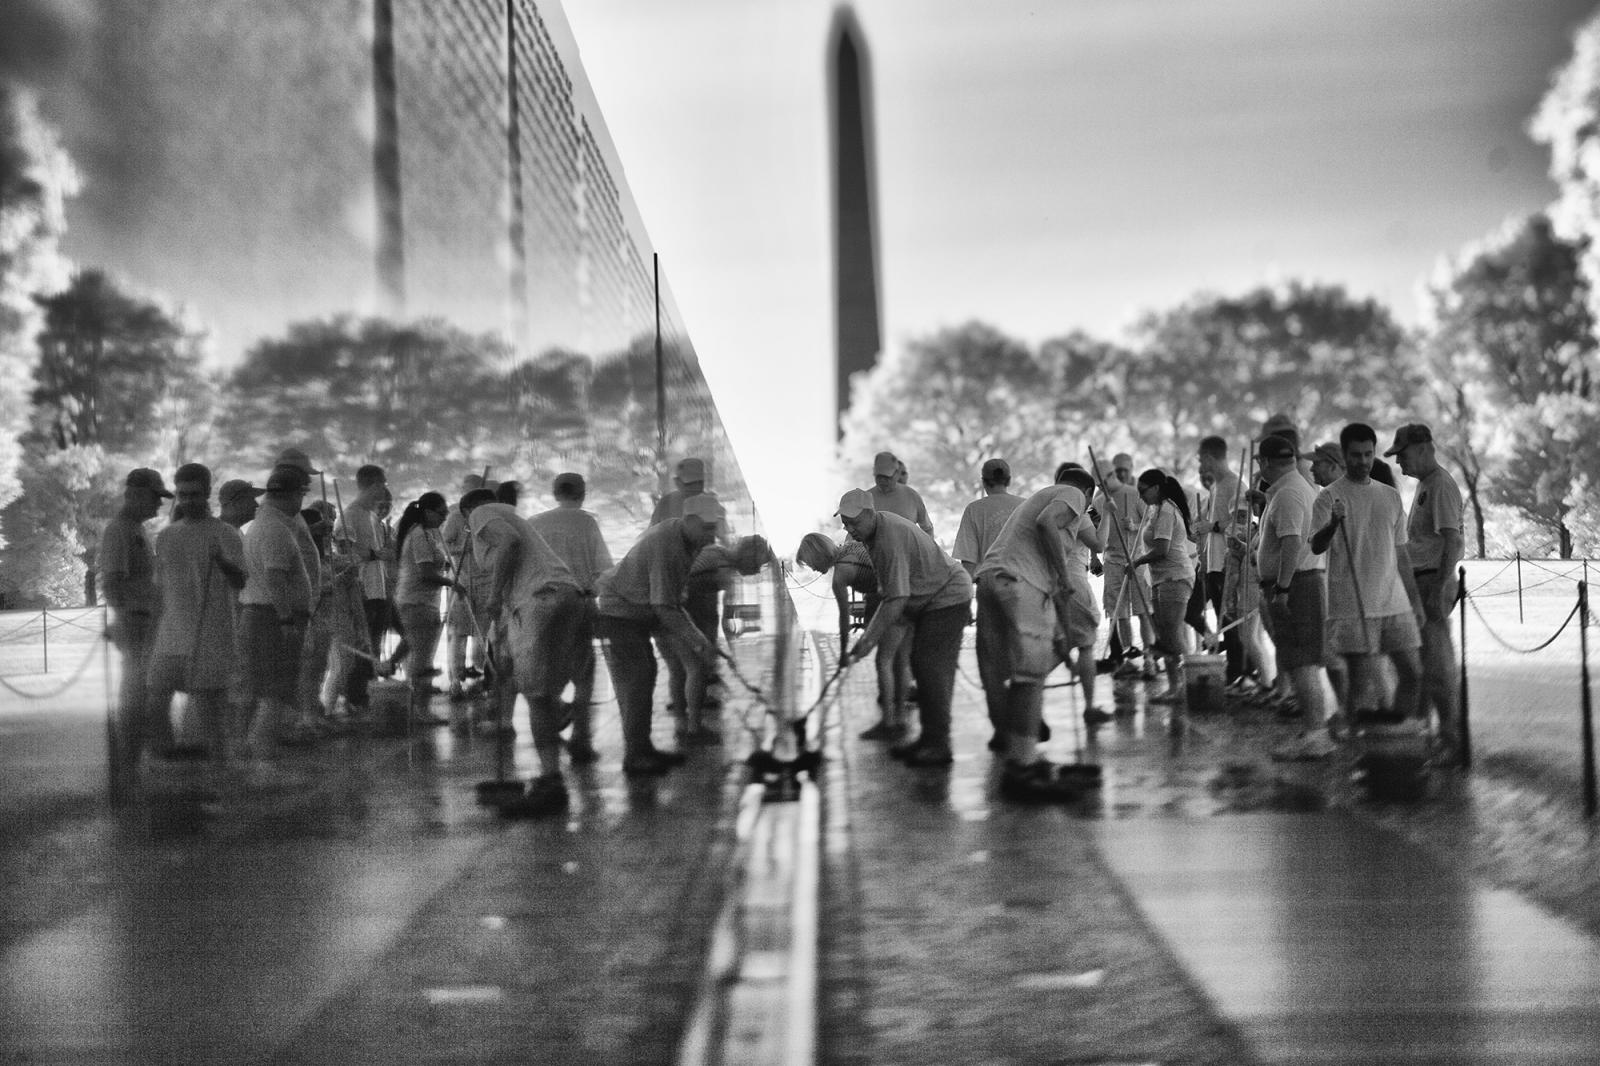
<box><xmin>0</xmin><ymin>270</ymin><xmax>205</xmax><ymax>606</ymax></box>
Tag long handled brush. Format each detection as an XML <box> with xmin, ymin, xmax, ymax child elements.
<box><xmin>1057</xmin><ymin>655</ymin><xmax>1103</xmax><ymax>787</ymax></box>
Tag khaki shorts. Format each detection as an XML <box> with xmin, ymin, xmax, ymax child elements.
<box><xmin>976</xmin><ymin>572</ymin><xmax>1058</xmax><ymax>684</ymax></box>
<box><xmin>1327</xmin><ymin>611</ymin><xmax>1421</xmax><ymax>657</ymax></box>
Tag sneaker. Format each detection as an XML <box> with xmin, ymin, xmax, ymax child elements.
<box><xmin>987</xmin><ymin>731</ymin><xmax>1007</xmax><ymax>753</ymax></box>
<box><xmin>622</xmin><ymin>750</ymin><xmax>677</xmax><ymax>776</ymax></box>
<box><xmin>1124</xmin><ymin>647</ymin><xmax>1144</xmax><ymax>660</ymax></box>
<box><xmin>684</xmin><ymin>724</ymin><xmax>722</xmax><ymax>746</ymax></box>
<box><xmin>859</xmin><ymin>720</ymin><xmax>903</xmax><ymax>741</ymax></box>
<box><xmin>462</xmin><ymin>666</ymin><xmax>483</xmax><ymax>680</ymax></box>
<box><xmin>888</xmin><ymin>736</ymin><xmax>925</xmax><ymax>760</ymax></box>
<box><xmin>1095</xmin><ymin>656</ymin><xmax>1120</xmax><ymax>675</ymax></box>
<box><xmin>1038</xmin><ymin>719</ymin><xmax>1052</xmax><ymax>742</ymax></box>
<box><xmin>1271</xmin><ymin>732</ymin><xmax>1338</xmax><ymax>762</ymax></box>
<box><xmin>1000</xmin><ymin>760</ymin><xmax>1084</xmax><ymax>804</ymax></box>
<box><xmin>499</xmin><ymin>774</ymin><xmax>569</xmax><ymax>818</ymax></box>
<box><xmin>1082</xmin><ymin>707</ymin><xmax>1113</xmax><ymax>726</ymax></box>
<box><xmin>566</xmin><ymin>740</ymin><xmax>601</xmax><ymax>765</ymax></box>
<box><xmin>899</xmin><ymin>743</ymin><xmax>954</xmax><ymax>768</ymax></box>
<box><xmin>1146</xmin><ymin>689</ymin><xmax>1184</xmax><ymax>706</ymax></box>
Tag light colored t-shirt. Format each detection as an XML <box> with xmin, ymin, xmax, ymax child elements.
<box><xmin>153</xmin><ymin>516</ymin><xmax>244</xmax><ymax>684</ymax></box>
<box><xmin>1201</xmin><ymin>470</ymin><xmax>1242</xmax><ymax>573</ymax></box>
<box><xmin>338</xmin><ymin>496</ymin><xmax>390</xmax><ymax>600</ymax></box>
<box><xmin>1257</xmin><ymin>472</ymin><xmax>1324</xmax><ymax>582</ymax></box>
<box><xmin>470</xmin><ymin>502</ymin><xmax>578</xmax><ymax>610</ymax></box>
<box><xmin>1312</xmin><ymin>476</ymin><xmax>1410</xmax><ymax>620</ymax></box>
<box><xmin>952</xmin><ymin>492</ymin><xmax>1023</xmax><ymax>566</ymax></box>
<box><xmin>862</xmin><ymin>511</ymin><xmax>971</xmax><ymax>613</ymax></box>
<box><xmin>530</xmin><ymin>506</ymin><xmax>614</xmax><ymax>593</ymax></box>
<box><xmin>240</xmin><ymin>503</ymin><xmax>316</xmax><ymax>613</ymax></box>
<box><xmin>1094</xmin><ymin>481</ymin><xmax>1143</xmax><ymax>562</ymax></box>
<box><xmin>869</xmin><ymin>483</ymin><xmax>933</xmax><ymax>534</ymax></box>
<box><xmin>975</xmin><ymin>485</ymin><xmax>1084</xmax><ymax>597</ymax></box>
<box><xmin>1406</xmin><ymin>466</ymin><xmax>1463</xmax><ymax>573</ymax></box>
<box><xmin>395</xmin><ymin>526</ymin><xmax>446</xmax><ymax>607</ymax></box>
<box><xmin>99</xmin><ymin>513</ymin><xmax>159</xmax><ymax>615</ymax></box>
<box><xmin>597</xmin><ymin>518</ymin><xmax>698</xmax><ymax>621</ymax></box>
<box><xmin>1139</xmin><ymin>499</ymin><xmax>1194</xmax><ymax>586</ymax></box>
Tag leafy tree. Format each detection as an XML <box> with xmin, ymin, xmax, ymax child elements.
<box><xmin>1532</xmin><ymin>8</ymin><xmax>1600</xmax><ymax>327</ymax></box>
<box><xmin>1422</xmin><ymin>214</ymin><xmax>1600</xmax><ymax>558</ymax></box>
<box><xmin>0</xmin><ymin>85</ymin><xmax>75</xmax><ymax>539</ymax></box>
<box><xmin>839</xmin><ymin>320</ymin><xmax>1048</xmax><ymax>530</ymax></box>
<box><xmin>2</xmin><ymin>270</ymin><xmax>204</xmax><ymax>603</ymax></box>
<box><xmin>219</xmin><ymin>316</ymin><xmax>516</xmax><ymax>500</ymax></box>
<box><xmin>1127</xmin><ymin>282</ymin><xmax>1418</xmax><ymax>477</ymax></box>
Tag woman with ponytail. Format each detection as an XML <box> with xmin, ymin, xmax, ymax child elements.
<box><xmin>1131</xmin><ymin>469</ymin><xmax>1196</xmax><ymax>700</ymax></box>
<box><xmin>394</xmin><ymin>491</ymin><xmax>456</xmax><ymax>725</ymax></box>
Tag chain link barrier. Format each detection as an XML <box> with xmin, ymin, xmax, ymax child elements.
<box><xmin>1465</xmin><ymin>590</ymin><xmax>1583</xmax><ymax>654</ymax></box>
<box><xmin>0</xmin><ymin>629</ymin><xmax>108</xmax><ymax>701</ymax></box>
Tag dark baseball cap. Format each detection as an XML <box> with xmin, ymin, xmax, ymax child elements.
<box><xmin>1255</xmin><ymin>436</ymin><xmax>1297</xmax><ymax>462</ymax></box>
<box><xmin>1383</xmin><ymin>423</ymin><xmax>1433</xmax><ymax>456</ymax></box>
<box><xmin>125</xmin><ymin>468</ymin><xmax>173</xmax><ymax>497</ymax></box>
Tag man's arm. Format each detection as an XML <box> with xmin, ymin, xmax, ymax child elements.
<box><xmin>847</xmin><ymin>596</ymin><xmax>907</xmax><ymax>663</ymax></box>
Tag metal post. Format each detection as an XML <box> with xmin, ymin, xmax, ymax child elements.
<box><xmin>654</xmin><ymin>252</ymin><xmax>667</xmax><ymax>492</ymax></box>
<box><xmin>1516</xmin><ymin>551</ymin><xmax>1524</xmax><ymax>624</ymax></box>
<box><xmin>1457</xmin><ymin>565</ymin><xmax>1471</xmax><ymax>770</ymax></box>
<box><xmin>1579</xmin><ymin>580</ymin><xmax>1596</xmax><ymax>819</ymax></box>
<box><xmin>504</xmin><ymin>0</ymin><xmax>528</xmax><ymax>351</ymax></box>
<box><xmin>41</xmin><ymin>605</ymin><xmax>49</xmax><ymax>673</ymax></box>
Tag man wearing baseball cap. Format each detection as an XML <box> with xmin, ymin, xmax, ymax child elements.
<box><xmin>597</xmin><ymin>491</ymin><xmax>724</xmax><ymax>775</ymax></box>
<box><xmin>1256</xmin><ymin>434</ymin><xmax>1334</xmax><ymax>760</ymax></box>
<box><xmin>147</xmin><ymin>463</ymin><xmax>247</xmax><ymax>769</ymax></box>
<box><xmin>868</xmin><ymin>451</ymin><xmax>933</xmax><ymax>535</ymax></box>
<box><xmin>529</xmin><ymin>472</ymin><xmax>614</xmax><ymax>761</ymax></box>
<box><xmin>839</xmin><ymin>487</ymin><xmax>971</xmax><ymax>767</ymax></box>
<box><xmin>649</xmin><ymin>457</ymin><xmax>727</xmax><ymax>701</ymax></box>
<box><xmin>464</xmin><ymin>488</ymin><xmax>588</xmax><ymax>814</ymax></box>
<box><xmin>99</xmin><ymin>468</ymin><xmax>172</xmax><ymax>793</ymax></box>
<box><xmin>951</xmin><ymin>458</ymin><xmax>1023</xmax><ymax>735</ymax></box>
<box><xmin>975</xmin><ymin>464</ymin><xmax>1103</xmax><ymax>800</ymax></box>
<box><xmin>1301</xmin><ymin>442</ymin><xmax>1343</xmax><ymax>489</ymax></box>
<box><xmin>273</xmin><ymin>447</ymin><xmax>321</xmax><ymax>477</ymax></box>
<box><xmin>237</xmin><ymin>463</ymin><xmax>319</xmax><ymax>758</ymax></box>
<box><xmin>218</xmin><ymin>479</ymin><xmax>265</xmax><ymax>529</ymax></box>
<box><xmin>1387</xmin><ymin>422</ymin><xmax>1465</xmax><ymax>764</ymax></box>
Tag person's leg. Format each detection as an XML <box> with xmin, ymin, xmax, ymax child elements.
<box><xmin>974</xmin><ymin>577</ymin><xmax>1009</xmax><ymax>736</ymax></box>
<box><xmin>876</xmin><ymin>622</ymin><xmax>911</xmax><ymax>730</ymax></box>
<box><xmin>598</xmin><ymin>616</ymin><xmax>658</xmax><ymax>762</ymax></box>
<box><xmin>998</xmin><ymin>580</ymin><xmax>1053</xmax><ymax>764</ymax></box>
<box><xmin>516</xmin><ymin>594</ymin><xmax>568</xmax><ymax>778</ymax></box>
<box><xmin>402</xmin><ymin>604</ymin><xmax>445</xmax><ymax>724</ymax></box>
<box><xmin>903</xmin><ymin>604</ymin><xmax>965</xmax><ymax>761</ymax></box>
<box><xmin>568</xmin><ymin>597</ymin><xmax>599</xmax><ymax>753</ymax></box>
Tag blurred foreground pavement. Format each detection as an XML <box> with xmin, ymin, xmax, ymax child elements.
<box><xmin>4</xmin><ymin>626</ymin><xmax>1600</xmax><ymax>1064</ymax></box>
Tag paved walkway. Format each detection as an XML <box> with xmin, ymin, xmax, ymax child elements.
<box><xmin>0</xmin><ymin>639</ymin><xmax>777</xmax><ymax>1065</ymax></box>
<box><xmin>5</xmin><ymin>622</ymin><xmax>1600</xmax><ymax>1064</ymax></box>
<box><xmin>812</xmin><ymin>628</ymin><xmax>1600</xmax><ymax>1065</ymax></box>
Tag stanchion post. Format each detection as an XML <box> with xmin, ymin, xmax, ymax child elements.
<box><xmin>1458</xmin><ymin>565</ymin><xmax>1471</xmax><ymax>770</ymax></box>
<box><xmin>1516</xmin><ymin>551</ymin><xmax>1524</xmax><ymax>624</ymax></box>
<box><xmin>1579</xmin><ymin>580</ymin><xmax>1596</xmax><ymax>819</ymax></box>
<box><xmin>41</xmin><ymin>604</ymin><xmax>49</xmax><ymax>673</ymax></box>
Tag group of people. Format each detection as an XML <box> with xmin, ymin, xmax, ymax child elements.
<box><xmin>98</xmin><ymin>449</ymin><xmax>768</xmax><ymax>817</ymax></box>
<box><xmin>800</xmin><ymin>415</ymin><xmax>1463</xmax><ymax>803</ymax></box>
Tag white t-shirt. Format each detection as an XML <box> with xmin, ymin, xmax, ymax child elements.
<box><xmin>976</xmin><ymin>485</ymin><xmax>1084</xmax><ymax>596</ymax></box>
<box><xmin>1312</xmin><ymin>476</ymin><xmax>1410</xmax><ymax>620</ymax></box>
<box><xmin>1139</xmin><ymin>499</ymin><xmax>1193</xmax><ymax>586</ymax></box>
<box><xmin>395</xmin><ymin>526</ymin><xmax>446</xmax><ymax>607</ymax></box>
<box><xmin>469</xmin><ymin>503</ymin><xmax>579</xmax><ymax>609</ymax></box>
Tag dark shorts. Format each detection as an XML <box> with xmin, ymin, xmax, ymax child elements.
<box><xmin>1266</xmin><ymin>570</ymin><xmax>1326</xmax><ymax>671</ymax></box>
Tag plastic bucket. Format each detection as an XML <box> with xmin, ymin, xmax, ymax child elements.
<box><xmin>1182</xmin><ymin>653</ymin><xmax>1227</xmax><ymax>714</ymax></box>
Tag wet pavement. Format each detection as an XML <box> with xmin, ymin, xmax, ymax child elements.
<box><xmin>810</xmin><ymin>629</ymin><xmax>1600</xmax><ymax>1066</ymax></box>
<box><xmin>4</xmin><ymin>620</ymin><xmax>1600</xmax><ymax>1063</ymax></box>
<box><xmin>0</xmin><ymin>642</ymin><xmax>774</xmax><ymax>1065</ymax></box>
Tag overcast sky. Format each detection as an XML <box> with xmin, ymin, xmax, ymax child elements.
<box><xmin>562</xmin><ymin>0</ymin><xmax>1597</xmax><ymax>546</ymax></box>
